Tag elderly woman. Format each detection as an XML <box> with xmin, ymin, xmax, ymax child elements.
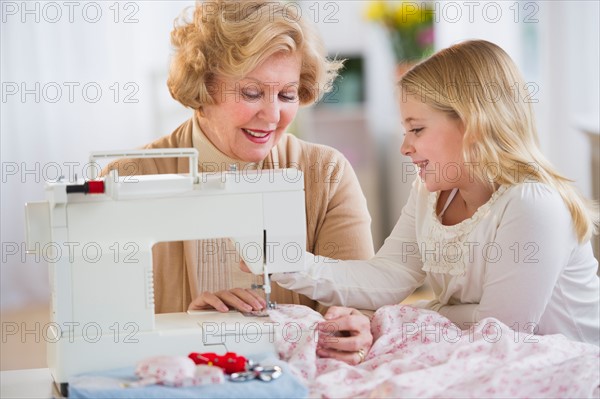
<box><xmin>106</xmin><ymin>0</ymin><xmax>374</xmax><ymax>314</ymax></box>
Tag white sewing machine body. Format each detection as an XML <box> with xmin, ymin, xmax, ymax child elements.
<box><xmin>24</xmin><ymin>149</ymin><xmax>307</xmax><ymax>395</ymax></box>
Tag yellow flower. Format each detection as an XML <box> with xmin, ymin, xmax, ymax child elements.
<box><xmin>394</xmin><ymin>2</ymin><xmax>423</xmax><ymax>28</ymax></box>
<box><xmin>364</xmin><ymin>0</ymin><xmax>389</xmax><ymax>22</ymax></box>
<box><xmin>363</xmin><ymin>1</ymin><xmax>435</xmax><ymax>61</ymax></box>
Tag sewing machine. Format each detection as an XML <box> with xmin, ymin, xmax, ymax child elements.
<box><xmin>24</xmin><ymin>149</ymin><xmax>307</xmax><ymax>396</ymax></box>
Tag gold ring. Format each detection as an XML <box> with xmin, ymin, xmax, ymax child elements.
<box><xmin>356</xmin><ymin>348</ymin><xmax>365</xmax><ymax>364</ymax></box>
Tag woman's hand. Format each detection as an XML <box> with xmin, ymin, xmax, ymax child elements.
<box><xmin>316</xmin><ymin>306</ymin><xmax>373</xmax><ymax>365</ymax></box>
<box><xmin>188</xmin><ymin>288</ymin><xmax>267</xmax><ymax>313</ymax></box>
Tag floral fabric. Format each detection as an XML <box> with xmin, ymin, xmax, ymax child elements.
<box><xmin>270</xmin><ymin>304</ymin><xmax>600</xmax><ymax>398</ymax></box>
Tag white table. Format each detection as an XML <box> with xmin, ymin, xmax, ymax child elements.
<box><xmin>0</xmin><ymin>368</ymin><xmax>58</xmax><ymax>399</ymax></box>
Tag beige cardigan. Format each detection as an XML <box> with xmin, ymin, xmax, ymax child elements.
<box><xmin>106</xmin><ymin>118</ymin><xmax>374</xmax><ymax>313</ymax></box>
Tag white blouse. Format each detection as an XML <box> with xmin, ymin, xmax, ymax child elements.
<box><xmin>273</xmin><ymin>178</ymin><xmax>600</xmax><ymax>346</ymax></box>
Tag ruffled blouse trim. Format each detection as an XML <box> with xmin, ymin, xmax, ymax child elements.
<box><xmin>422</xmin><ymin>185</ymin><xmax>509</xmax><ymax>276</ymax></box>
<box><xmin>429</xmin><ymin>185</ymin><xmax>509</xmax><ymax>232</ymax></box>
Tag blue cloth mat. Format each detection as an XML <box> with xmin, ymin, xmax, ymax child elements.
<box><xmin>68</xmin><ymin>359</ymin><xmax>308</xmax><ymax>399</ymax></box>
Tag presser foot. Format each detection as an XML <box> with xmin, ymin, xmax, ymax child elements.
<box><xmin>240</xmin><ymin>309</ymin><xmax>270</xmax><ymax>317</ymax></box>
<box><xmin>251</xmin><ymin>283</ymin><xmax>278</xmax><ymax>311</ymax></box>
<box><xmin>240</xmin><ymin>301</ymin><xmax>277</xmax><ymax>317</ymax></box>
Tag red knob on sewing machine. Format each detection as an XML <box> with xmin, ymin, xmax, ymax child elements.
<box><xmin>188</xmin><ymin>352</ymin><xmax>247</xmax><ymax>374</ymax></box>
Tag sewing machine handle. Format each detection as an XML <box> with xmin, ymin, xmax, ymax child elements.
<box><xmin>88</xmin><ymin>148</ymin><xmax>199</xmax><ymax>182</ymax></box>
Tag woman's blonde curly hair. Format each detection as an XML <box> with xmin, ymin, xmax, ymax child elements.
<box><xmin>167</xmin><ymin>0</ymin><xmax>343</xmax><ymax>109</ymax></box>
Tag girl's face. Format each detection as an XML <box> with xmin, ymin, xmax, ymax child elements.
<box><xmin>198</xmin><ymin>52</ymin><xmax>301</xmax><ymax>163</ymax></box>
<box><xmin>400</xmin><ymin>95</ymin><xmax>466</xmax><ymax>192</ymax></box>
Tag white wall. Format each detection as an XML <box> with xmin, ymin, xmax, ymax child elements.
<box><xmin>435</xmin><ymin>0</ymin><xmax>599</xmax><ymax>199</ymax></box>
<box><xmin>536</xmin><ymin>1</ymin><xmax>599</xmax><ymax>197</ymax></box>
<box><xmin>1</xmin><ymin>1</ymin><xmax>195</xmax><ymax>309</ymax></box>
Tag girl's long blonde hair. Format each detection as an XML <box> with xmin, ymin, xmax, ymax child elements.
<box><xmin>400</xmin><ymin>40</ymin><xmax>598</xmax><ymax>242</ymax></box>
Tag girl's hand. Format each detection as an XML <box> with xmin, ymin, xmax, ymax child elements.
<box><xmin>316</xmin><ymin>306</ymin><xmax>373</xmax><ymax>365</ymax></box>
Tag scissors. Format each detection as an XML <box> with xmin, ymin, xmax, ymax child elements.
<box><xmin>229</xmin><ymin>365</ymin><xmax>283</xmax><ymax>382</ymax></box>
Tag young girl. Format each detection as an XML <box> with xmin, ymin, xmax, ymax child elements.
<box><xmin>193</xmin><ymin>40</ymin><xmax>600</xmax><ymax>364</ymax></box>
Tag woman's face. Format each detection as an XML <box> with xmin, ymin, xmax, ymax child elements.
<box><xmin>198</xmin><ymin>52</ymin><xmax>301</xmax><ymax>163</ymax></box>
<box><xmin>399</xmin><ymin>95</ymin><xmax>466</xmax><ymax>192</ymax></box>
